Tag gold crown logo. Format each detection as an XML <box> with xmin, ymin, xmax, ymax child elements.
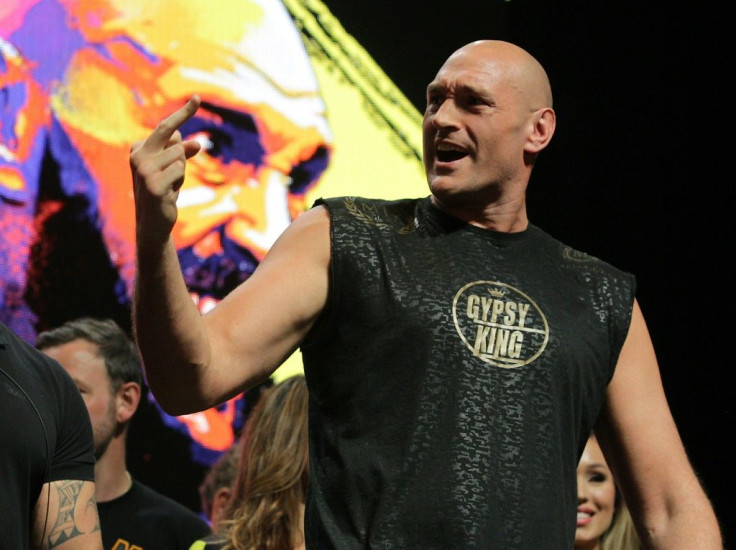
<box><xmin>488</xmin><ymin>287</ymin><xmax>507</xmax><ymax>299</ymax></box>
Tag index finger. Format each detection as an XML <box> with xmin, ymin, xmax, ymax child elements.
<box><xmin>142</xmin><ymin>95</ymin><xmax>201</xmax><ymax>152</ymax></box>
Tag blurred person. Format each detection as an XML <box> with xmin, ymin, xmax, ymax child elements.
<box><xmin>576</xmin><ymin>433</ymin><xmax>642</xmax><ymax>550</ymax></box>
<box><xmin>0</xmin><ymin>320</ymin><xmax>102</xmax><ymax>549</ymax></box>
<box><xmin>130</xmin><ymin>40</ymin><xmax>722</xmax><ymax>547</ymax></box>
<box><xmin>190</xmin><ymin>375</ymin><xmax>309</xmax><ymax>550</ymax></box>
<box><xmin>1</xmin><ymin>0</ymin><xmax>331</xmax><ymax>469</ymax></box>
<box><xmin>198</xmin><ymin>440</ymin><xmax>242</xmax><ymax>531</ymax></box>
<box><xmin>36</xmin><ymin>317</ymin><xmax>212</xmax><ymax>549</ymax></box>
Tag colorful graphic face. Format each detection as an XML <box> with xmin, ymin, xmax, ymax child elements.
<box><xmin>1</xmin><ymin>0</ymin><xmax>331</xmax><ymax>461</ymax></box>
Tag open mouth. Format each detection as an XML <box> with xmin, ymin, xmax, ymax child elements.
<box><xmin>436</xmin><ymin>143</ymin><xmax>468</xmax><ymax>163</ymax></box>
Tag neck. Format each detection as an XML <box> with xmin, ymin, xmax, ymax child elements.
<box><xmin>94</xmin><ymin>436</ymin><xmax>132</xmax><ymax>502</ymax></box>
<box><xmin>430</xmin><ymin>193</ymin><xmax>529</xmax><ymax>232</ymax></box>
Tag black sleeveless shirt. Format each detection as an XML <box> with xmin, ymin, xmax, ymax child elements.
<box><xmin>301</xmin><ymin>196</ymin><xmax>635</xmax><ymax>549</ymax></box>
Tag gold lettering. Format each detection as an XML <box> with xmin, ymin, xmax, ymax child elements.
<box><xmin>508</xmin><ymin>330</ymin><xmax>523</xmax><ymax>358</ymax></box>
<box><xmin>494</xmin><ymin>328</ymin><xmax>510</xmax><ymax>356</ymax></box>
<box><xmin>466</xmin><ymin>294</ymin><xmax>480</xmax><ymax>320</ymax></box>
<box><xmin>503</xmin><ymin>301</ymin><xmax>517</xmax><ymax>325</ymax></box>
<box><xmin>490</xmin><ymin>300</ymin><xmax>505</xmax><ymax>323</ymax></box>
<box><xmin>473</xmin><ymin>324</ymin><xmax>490</xmax><ymax>354</ymax></box>
<box><xmin>517</xmin><ymin>303</ymin><xmax>530</xmax><ymax>327</ymax></box>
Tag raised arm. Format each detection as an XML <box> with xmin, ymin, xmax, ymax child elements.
<box><xmin>595</xmin><ymin>299</ymin><xmax>722</xmax><ymax>549</ymax></box>
<box><xmin>130</xmin><ymin>96</ymin><xmax>330</xmax><ymax>415</ymax></box>
<box><xmin>32</xmin><ymin>479</ymin><xmax>101</xmax><ymax>549</ymax></box>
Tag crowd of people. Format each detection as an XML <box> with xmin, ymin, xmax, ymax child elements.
<box><xmin>2</xmin><ymin>36</ymin><xmax>723</xmax><ymax>549</ymax></box>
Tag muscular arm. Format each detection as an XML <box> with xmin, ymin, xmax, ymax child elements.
<box><xmin>32</xmin><ymin>480</ymin><xmax>101</xmax><ymax>549</ymax></box>
<box><xmin>131</xmin><ymin>96</ymin><xmax>329</xmax><ymax>414</ymax></box>
<box><xmin>595</xmin><ymin>299</ymin><xmax>722</xmax><ymax>549</ymax></box>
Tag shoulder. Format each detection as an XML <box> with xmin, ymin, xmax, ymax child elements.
<box><xmin>529</xmin><ymin>225</ymin><xmax>635</xmax><ymax>282</ymax></box>
<box><xmin>313</xmin><ymin>196</ymin><xmax>423</xmax><ymax>233</ymax></box>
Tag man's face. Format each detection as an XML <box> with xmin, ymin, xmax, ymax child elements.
<box><xmin>422</xmin><ymin>45</ymin><xmax>533</xmax><ymax>206</ymax></box>
<box><xmin>171</xmin><ymin>101</ymin><xmax>304</xmax><ymax>313</ymax></box>
<box><xmin>41</xmin><ymin>339</ymin><xmax>117</xmax><ymax>459</ymax></box>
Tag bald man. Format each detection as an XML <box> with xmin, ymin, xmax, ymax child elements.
<box><xmin>130</xmin><ymin>40</ymin><xmax>721</xmax><ymax>548</ymax></box>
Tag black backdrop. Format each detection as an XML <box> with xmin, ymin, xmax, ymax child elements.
<box><xmin>130</xmin><ymin>1</ymin><xmax>733</xmax><ymax>543</ymax></box>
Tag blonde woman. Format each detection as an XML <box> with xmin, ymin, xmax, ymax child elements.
<box><xmin>191</xmin><ymin>375</ymin><xmax>308</xmax><ymax>550</ymax></box>
<box><xmin>575</xmin><ymin>434</ymin><xmax>642</xmax><ymax>550</ymax></box>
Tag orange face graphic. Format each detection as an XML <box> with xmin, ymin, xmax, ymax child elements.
<box><xmin>1</xmin><ymin>0</ymin><xmax>331</xmax><ymax>459</ymax></box>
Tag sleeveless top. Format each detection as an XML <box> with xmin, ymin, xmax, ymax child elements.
<box><xmin>301</xmin><ymin>196</ymin><xmax>635</xmax><ymax>549</ymax></box>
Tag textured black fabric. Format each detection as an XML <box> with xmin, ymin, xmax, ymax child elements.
<box><xmin>0</xmin><ymin>321</ymin><xmax>95</xmax><ymax>550</ymax></box>
<box><xmin>98</xmin><ymin>479</ymin><xmax>211</xmax><ymax>549</ymax></box>
<box><xmin>301</xmin><ymin>196</ymin><xmax>635</xmax><ymax>549</ymax></box>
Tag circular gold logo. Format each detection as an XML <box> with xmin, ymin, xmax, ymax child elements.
<box><xmin>453</xmin><ymin>281</ymin><xmax>549</xmax><ymax>368</ymax></box>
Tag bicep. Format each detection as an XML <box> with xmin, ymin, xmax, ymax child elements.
<box><xmin>33</xmin><ymin>479</ymin><xmax>101</xmax><ymax>549</ymax></box>
<box><xmin>200</xmin><ymin>206</ymin><xmax>331</xmax><ymax>401</ymax></box>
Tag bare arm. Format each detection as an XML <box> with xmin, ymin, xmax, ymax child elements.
<box><xmin>130</xmin><ymin>96</ymin><xmax>329</xmax><ymax>414</ymax></box>
<box><xmin>32</xmin><ymin>480</ymin><xmax>102</xmax><ymax>549</ymax></box>
<box><xmin>595</xmin><ymin>299</ymin><xmax>722</xmax><ymax>549</ymax></box>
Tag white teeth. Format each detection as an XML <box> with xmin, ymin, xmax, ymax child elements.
<box><xmin>437</xmin><ymin>143</ymin><xmax>464</xmax><ymax>152</ymax></box>
<box><xmin>577</xmin><ymin>512</ymin><xmax>591</xmax><ymax>520</ymax></box>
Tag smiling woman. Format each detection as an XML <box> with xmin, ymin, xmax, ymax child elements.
<box><xmin>575</xmin><ymin>433</ymin><xmax>642</xmax><ymax>550</ymax></box>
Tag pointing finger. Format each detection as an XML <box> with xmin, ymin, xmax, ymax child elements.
<box><xmin>141</xmin><ymin>95</ymin><xmax>201</xmax><ymax>153</ymax></box>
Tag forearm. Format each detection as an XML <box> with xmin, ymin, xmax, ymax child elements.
<box><xmin>133</xmin><ymin>235</ymin><xmax>212</xmax><ymax>414</ymax></box>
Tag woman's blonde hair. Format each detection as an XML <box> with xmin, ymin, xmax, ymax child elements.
<box><xmin>218</xmin><ymin>375</ymin><xmax>309</xmax><ymax>550</ymax></box>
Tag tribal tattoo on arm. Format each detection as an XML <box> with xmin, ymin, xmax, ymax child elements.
<box><xmin>33</xmin><ymin>479</ymin><xmax>102</xmax><ymax>549</ymax></box>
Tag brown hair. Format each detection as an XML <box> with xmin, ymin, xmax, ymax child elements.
<box><xmin>218</xmin><ymin>375</ymin><xmax>309</xmax><ymax>550</ymax></box>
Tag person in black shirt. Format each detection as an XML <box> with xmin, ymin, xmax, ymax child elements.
<box><xmin>1</xmin><ymin>321</ymin><xmax>102</xmax><ymax>549</ymax></box>
<box><xmin>129</xmin><ymin>40</ymin><xmax>721</xmax><ymax>548</ymax></box>
<box><xmin>37</xmin><ymin>317</ymin><xmax>211</xmax><ymax>549</ymax></box>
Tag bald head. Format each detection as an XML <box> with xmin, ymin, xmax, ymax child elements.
<box><xmin>439</xmin><ymin>40</ymin><xmax>553</xmax><ymax>111</ymax></box>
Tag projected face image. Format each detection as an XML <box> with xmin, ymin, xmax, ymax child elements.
<box><xmin>1</xmin><ymin>0</ymin><xmax>332</xmax><ymax>331</ymax></box>
<box><xmin>2</xmin><ymin>0</ymin><xmax>331</xmax><ymax>464</ymax></box>
<box><xmin>173</xmin><ymin>101</ymin><xmax>328</xmax><ymax>313</ymax></box>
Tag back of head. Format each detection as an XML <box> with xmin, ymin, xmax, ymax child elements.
<box><xmin>35</xmin><ymin>317</ymin><xmax>142</xmax><ymax>390</ymax></box>
<box><xmin>219</xmin><ymin>375</ymin><xmax>309</xmax><ymax>550</ymax></box>
<box><xmin>199</xmin><ymin>440</ymin><xmax>242</xmax><ymax>526</ymax></box>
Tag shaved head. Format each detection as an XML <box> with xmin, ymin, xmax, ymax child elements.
<box><xmin>439</xmin><ymin>40</ymin><xmax>553</xmax><ymax>111</ymax></box>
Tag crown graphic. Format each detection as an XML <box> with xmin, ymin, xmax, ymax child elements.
<box><xmin>488</xmin><ymin>287</ymin><xmax>507</xmax><ymax>299</ymax></box>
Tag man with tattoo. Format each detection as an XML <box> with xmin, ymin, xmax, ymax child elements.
<box><xmin>36</xmin><ymin>317</ymin><xmax>211</xmax><ymax>549</ymax></box>
<box><xmin>0</xmin><ymin>321</ymin><xmax>102</xmax><ymax>549</ymax></box>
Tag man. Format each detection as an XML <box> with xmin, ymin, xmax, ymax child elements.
<box><xmin>130</xmin><ymin>40</ymin><xmax>722</xmax><ymax>548</ymax></box>
<box><xmin>0</xmin><ymin>321</ymin><xmax>102</xmax><ymax>549</ymax></box>
<box><xmin>36</xmin><ymin>318</ymin><xmax>212</xmax><ymax>549</ymax></box>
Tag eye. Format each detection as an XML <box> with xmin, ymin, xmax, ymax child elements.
<box><xmin>589</xmin><ymin>472</ymin><xmax>608</xmax><ymax>483</ymax></box>
<box><xmin>187</xmin><ymin>129</ymin><xmax>233</xmax><ymax>159</ymax></box>
<box><xmin>425</xmin><ymin>91</ymin><xmax>444</xmax><ymax>112</ymax></box>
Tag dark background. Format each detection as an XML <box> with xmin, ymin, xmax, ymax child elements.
<box><xmin>321</xmin><ymin>0</ymin><xmax>732</xmax><ymax>544</ymax></box>
<box><xmin>128</xmin><ymin>0</ymin><xmax>732</xmax><ymax>543</ymax></box>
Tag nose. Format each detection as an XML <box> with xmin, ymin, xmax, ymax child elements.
<box><xmin>577</xmin><ymin>479</ymin><xmax>589</xmax><ymax>503</ymax></box>
<box><xmin>431</xmin><ymin>99</ymin><xmax>460</xmax><ymax>131</ymax></box>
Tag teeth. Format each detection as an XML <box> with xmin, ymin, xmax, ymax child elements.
<box><xmin>577</xmin><ymin>512</ymin><xmax>591</xmax><ymax>520</ymax></box>
<box><xmin>437</xmin><ymin>143</ymin><xmax>464</xmax><ymax>152</ymax></box>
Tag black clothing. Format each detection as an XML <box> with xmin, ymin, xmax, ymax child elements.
<box><xmin>301</xmin><ymin>196</ymin><xmax>635</xmax><ymax>549</ymax></box>
<box><xmin>99</xmin><ymin>479</ymin><xmax>211</xmax><ymax>549</ymax></box>
<box><xmin>0</xmin><ymin>321</ymin><xmax>95</xmax><ymax>549</ymax></box>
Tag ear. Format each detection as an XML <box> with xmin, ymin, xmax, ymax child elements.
<box><xmin>116</xmin><ymin>382</ymin><xmax>141</xmax><ymax>423</ymax></box>
<box><xmin>211</xmin><ymin>486</ymin><xmax>232</xmax><ymax>528</ymax></box>
<box><xmin>525</xmin><ymin>107</ymin><xmax>556</xmax><ymax>154</ymax></box>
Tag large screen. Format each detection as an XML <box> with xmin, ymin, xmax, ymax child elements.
<box><xmin>1</xmin><ymin>0</ymin><xmax>427</xmax><ymax>509</ymax></box>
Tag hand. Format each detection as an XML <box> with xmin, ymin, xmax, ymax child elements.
<box><xmin>130</xmin><ymin>95</ymin><xmax>203</xmax><ymax>249</ymax></box>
